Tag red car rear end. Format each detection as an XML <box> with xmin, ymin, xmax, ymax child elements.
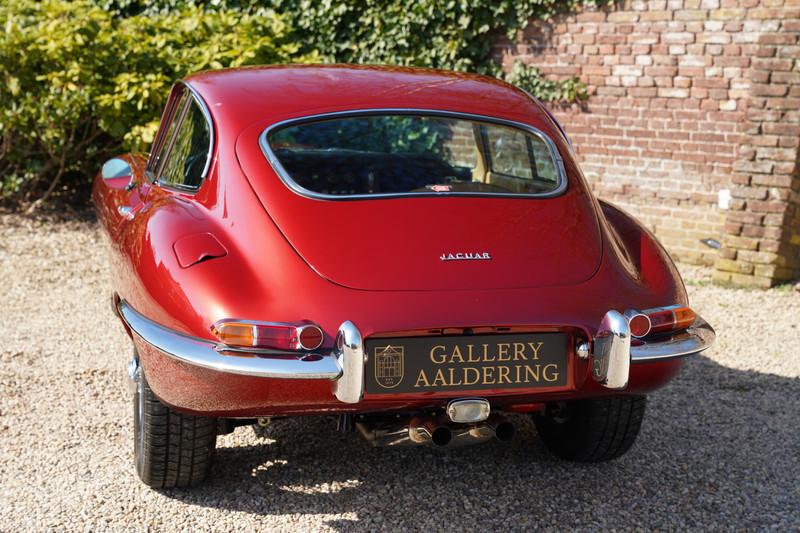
<box><xmin>93</xmin><ymin>65</ymin><xmax>714</xmax><ymax>488</ymax></box>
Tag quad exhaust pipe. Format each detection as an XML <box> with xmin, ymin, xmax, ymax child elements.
<box><xmin>356</xmin><ymin>414</ymin><xmax>515</xmax><ymax>448</ymax></box>
<box><xmin>408</xmin><ymin>414</ymin><xmax>515</xmax><ymax>448</ymax></box>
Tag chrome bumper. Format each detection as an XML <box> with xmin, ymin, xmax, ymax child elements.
<box><xmin>631</xmin><ymin>316</ymin><xmax>715</xmax><ymax>362</ymax></box>
<box><xmin>118</xmin><ymin>300</ymin><xmax>714</xmax><ymax>403</ymax></box>
<box><xmin>590</xmin><ymin>310</ymin><xmax>715</xmax><ymax>390</ymax></box>
<box><xmin>118</xmin><ymin>300</ymin><xmax>343</xmax><ymax>381</ymax></box>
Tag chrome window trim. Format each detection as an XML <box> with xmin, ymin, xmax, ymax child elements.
<box><xmin>149</xmin><ymin>81</ymin><xmax>215</xmax><ymax>193</ymax></box>
<box><xmin>258</xmin><ymin>108</ymin><xmax>568</xmax><ymax>201</ymax></box>
<box><xmin>153</xmin><ymin>94</ymin><xmax>190</xmax><ymax>184</ymax></box>
<box><xmin>181</xmin><ymin>81</ymin><xmax>215</xmax><ymax>185</ymax></box>
<box><xmin>145</xmin><ymin>86</ymin><xmax>187</xmax><ymax>181</ymax></box>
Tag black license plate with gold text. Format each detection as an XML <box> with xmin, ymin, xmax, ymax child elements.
<box><xmin>364</xmin><ymin>333</ymin><xmax>567</xmax><ymax>394</ymax></box>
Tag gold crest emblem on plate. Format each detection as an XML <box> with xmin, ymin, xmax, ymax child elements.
<box><xmin>374</xmin><ymin>345</ymin><xmax>404</xmax><ymax>389</ymax></box>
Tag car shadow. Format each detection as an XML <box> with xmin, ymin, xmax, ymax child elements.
<box><xmin>161</xmin><ymin>355</ymin><xmax>800</xmax><ymax>530</ymax></box>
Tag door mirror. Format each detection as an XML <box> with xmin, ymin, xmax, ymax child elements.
<box><xmin>101</xmin><ymin>158</ymin><xmax>134</xmax><ymax>190</ymax></box>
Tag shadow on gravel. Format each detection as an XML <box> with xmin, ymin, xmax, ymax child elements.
<box><xmin>163</xmin><ymin>355</ymin><xmax>800</xmax><ymax>530</ymax></box>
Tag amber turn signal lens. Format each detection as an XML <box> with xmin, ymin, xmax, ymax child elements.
<box><xmin>672</xmin><ymin>307</ymin><xmax>697</xmax><ymax>330</ymax></box>
<box><xmin>642</xmin><ymin>305</ymin><xmax>696</xmax><ymax>335</ymax></box>
<box><xmin>211</xmin><ymin>320</ymin><xmax>323</xmax><ymax>351</ymax></box>
<box><xmin>211</xmin><ymin>321</ymin><xmax>260</xmax><ymax>347</ymax></box>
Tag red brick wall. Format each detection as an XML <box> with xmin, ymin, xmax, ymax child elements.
<box><xmin>495</xmin><ymin>0</ymin><xmax>800</xmax><ymax>285</ymax></box>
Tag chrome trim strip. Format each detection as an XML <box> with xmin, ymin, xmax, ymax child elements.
<box><xmin>591</xmin><ymin>310</ymin><xmax>631</xmax><ymax>390</ymax></box>
<box><xmin>333</xmin><ymin>321</ymin><xmax>365</xmax><ymax>403</ymax></box>
<box><xmin>258</xmin><ymin>108</ymin><xmax>568</xmax><ymax>201</ymax></box>
<box><xmin>126</xmin><ymin>357</ymin><xmax>140</xmax><ymax>394</ymax></box>
<box><xmin>631</xmin><ymin>316</ymin><xmax>715</xmax><ymax>362</ymax></box>
<box><xmin>117</xmin><ymin>206</ymin><xmax>135</xmax><ymax>219</ymax></box>
<box><xmin>117</xmin><ymin>300</ymin><xmax>342</xmax><ymax>380</ymax></box>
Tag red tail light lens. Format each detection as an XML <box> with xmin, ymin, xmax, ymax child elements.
<box><xmin>297</xmin><ymin>325</ymin><xmax>324</xmax><ymax>350</ymax></box>
<box><xmin>211</xmin><ymin>320</ymin><xmax>324</xmax><ymax>351</ymax></box>
<box><xmin>625</xmin><ymin>311</ymin><xmax>652</xmax><ymax>338</ymax></box>
<box><xmin>641</xmin><ymin>305</ymin><xmax>696</xmax><ymax>335</ymax></box>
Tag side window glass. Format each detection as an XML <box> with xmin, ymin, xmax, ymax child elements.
<box><xmin>158</xmin><ymin>97</ymin><xmax>211</xmax><ymax>190</ymax></box>
<box><xmin>146</xmin><ymin>88</ymin><xmax>188</xmax><ymax>180</ymax></box>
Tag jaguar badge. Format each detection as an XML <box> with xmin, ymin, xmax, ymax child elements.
<box><xmin>440</xmin><ymin>252</ymin><xmax>491</xmax><ymax>261</ymax></box>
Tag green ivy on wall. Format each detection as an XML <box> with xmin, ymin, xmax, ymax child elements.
<box><xmin>102</xmin><ymin>0</ymin><xmax>603</xmax><ymax>101</ymax></box>
<box><xmin>270</xmin><ymin>0</ymin><xmax>597</xmax><ymax>101</ymax></box>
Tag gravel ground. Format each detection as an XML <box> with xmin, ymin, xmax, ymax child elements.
<box><xmin>1</xmin><ymin>213</ymin><xmax>798</xmax><ymax>531</ymax></box>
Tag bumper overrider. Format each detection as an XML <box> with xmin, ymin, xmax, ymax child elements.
<box><xmin>118</xmin><ymin>300</ymin><xmax>715</xmax><ymax>404</ymax></box>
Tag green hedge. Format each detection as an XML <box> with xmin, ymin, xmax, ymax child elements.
<box><xmin>0</xmin><ymin>0</ymin><xmax>307</xmax><ymax>207</ymax></box>
<box><xmin>1</xmin><ymin>0</ymin><xmax>599</xmax><ymax>208</ymax></box>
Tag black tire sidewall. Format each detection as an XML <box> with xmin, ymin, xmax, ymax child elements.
<box><xmin>533</xmin><ymin>395</ymin><xmax>647</xmax><ymax>462</ymax></box>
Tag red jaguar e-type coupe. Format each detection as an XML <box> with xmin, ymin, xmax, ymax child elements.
<box><xmin>93</xmin><ymin>65</ymin><xmax>715</xmax><ymax>488</ymax></box>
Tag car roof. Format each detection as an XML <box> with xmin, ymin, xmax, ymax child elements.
<box><xmin>184</xmin><ymin>65</ymin><xmax>552</xmax><ymax>136</ymax></box>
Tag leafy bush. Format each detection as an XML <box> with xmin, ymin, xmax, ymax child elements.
<box><xmin>1</xmin><ymin>0</ymin><xmax>600</xmax><ymax>208</ymax></box>
<box><xmin>0</xmin><ymin>0</ymin><xmax>306</xmax><ymax>206</ymax></box>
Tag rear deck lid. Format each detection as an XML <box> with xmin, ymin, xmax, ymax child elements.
<box><xmin>236</xmin><ymin>111</ymin><xmax>602</xmax><ymax>291</ymax></box>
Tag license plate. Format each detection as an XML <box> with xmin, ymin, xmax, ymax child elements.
<box><xmin>364</xmin><ymin>333</ymin><xmax>567</xmax><ymax>394</ymax></box>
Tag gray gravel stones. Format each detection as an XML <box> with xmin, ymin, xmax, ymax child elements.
<box><xmin>1</xmin><ymin>214</ymin><xmax>798</xmax><ymax>531</ymax></box>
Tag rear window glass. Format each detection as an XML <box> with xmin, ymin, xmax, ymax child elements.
<box><xmin>264</xmin><ymin>114</ymin><xmax>564</xmax><ymax>198</ymax></box>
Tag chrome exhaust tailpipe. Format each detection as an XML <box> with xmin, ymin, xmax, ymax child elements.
<box><xmin>410</xmin><ymin>415</ymin><xmax>514</xmax><ymax>447</ymax></box>
<box><xmin>408</xmin><ymin>416</ymin><xmax>453</xmax><ymax>447</ymax></box>
<box><xmin>448</xmin><ymin>424</ymin><xmax>494</xmax><ymax>447</ymax></box>
<box><xmin>486</xmin><ymin>414</ymin><xmax>515</xmax><ymax>442</ymax></box>
<box><xmin>356</xmin><ymin>414</ymin><xmax>515</xmax><ymax>448</ymax></box>
<box><xmin>408</xmin><ymin>416</ymin><xmax>493</xmax><ymax>448</ymax></box>
<box><xmin>355</xmin><ymin>422</ymin><xmax>413</xmax><ymax>447</ymax></box>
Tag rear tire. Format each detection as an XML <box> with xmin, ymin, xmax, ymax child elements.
<box><xmin>133</xmin><ymin>368</ymin><xmax>217</xmax><ymax>488</ymax></box>
<box><xmin>533</xmin><ymin>395</ymin><xmax>646</xmax><ymax>462</ymax></box>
